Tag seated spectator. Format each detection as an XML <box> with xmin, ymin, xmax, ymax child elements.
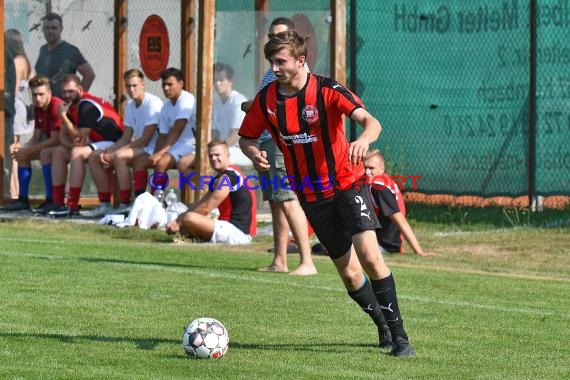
<box><xmin>179</xmin><ymin>62</ymin><xmax>249</xmax><ymax>175</ymax></box>
<box><xmin>82</xmin><ymin>69</ymin><xmax>163</xmax><ymax>217</ymax></box>
<box><xmin>48</xmin><ymin>74</ymin><xmax>124</xmax><ymax>217</ymax></box>
<box><xmin>132</xmin><ymin>67</ymin><xmax>196</xmax><ymax>194</ymax></box>
<box><xmin>4</xmin><ymin>75</ymin><xmax>62</xmax><ymax>213</ymax></box>
<box><xmin>364</xmin><ymin>149</ymin><xmax>434</xmax><ymax>256</ymax></box>
<box><xmin>211</xmin><ymin>63</ymin><xmax>250</xmax><ymax>166</ymax></box>
<box><xmin>166</xmin><ymin>140</ymin><xmax>254</xmax><ymax>245</ymax></box>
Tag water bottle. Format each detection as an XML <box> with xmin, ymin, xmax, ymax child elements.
<box><xmin>154</xmin><ymin>189</ymin><xmax>165</xmax><ymax>207</ymax></box>
<box><xmin>165</xmin><ymin>188</ymin><xmax>179</xmax><ymax>223</ymax></box>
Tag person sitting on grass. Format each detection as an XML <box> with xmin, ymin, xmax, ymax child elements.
<box><xmin>363</xmin><ymin>149</ymin><xmax>435</xmax><ymax>256</ymax></box>
<box><xmin>166</xmin><ymin>140</ymin><xmax>255</xmax><ymax>245</ymax></box>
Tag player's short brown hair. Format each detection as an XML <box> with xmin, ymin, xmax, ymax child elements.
<box><xmin>269</xmin><ymin>17</ymin><xmax>295</xmax><ymax>31</ymax></box>
<box><xmin>123</xmin><ymin>68</ymin><xmax>145</xmax><ymax>81</ymax></box>
<box><xmin>61</xmin><ymin>74</ymin><xmax>82</xmax><ymax>88</ymax></box>
<box><xmin>160</xmin><ymin>67</ymin><xmax>184</xmax><ymax>82</ymax></box>
<box><xmin>29</xmin><ymin>74</ymin><xmax>51</xmax><ymax>90</ymax></box>
<box><xmin>365</xmin><ymin>149</ymin><xmax>385</xmax><ymax>163</ymax></box>
<box><xmin>264</xmin><ymin>30</ymin><xmax>307</xmax><ymax>61</ymax></box>
<box><xmin>43</xmin><ymin>12</ymin><xmax>63</xmax><ymax>26</ymax></box>
<box><xmin>214</xmin><ymin>63</ymin><xmax>234</xmax><ymax>81</ymax></box>
<box><xmin>207</xmin><ymin>140</ymin><xmax>229</xmax><ymax>150</ymax></box>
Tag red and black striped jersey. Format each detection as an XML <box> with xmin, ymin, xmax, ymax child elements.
<box><xmin>239</xmin><ymin>73</ymin><xmax>365</xmax><ymax>203</ymax></box>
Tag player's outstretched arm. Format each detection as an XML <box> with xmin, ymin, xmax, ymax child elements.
<box><xmin>192</xmin><ymin>176</ymin><xmax>231</xmax><ymax>216</ymax></box>
<box><xmin>390</xmin><ymin>212</ymin><xmax>436</xmax><ymax>256</ymax></box>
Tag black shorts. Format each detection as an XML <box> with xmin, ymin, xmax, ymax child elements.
<box><xmin>301</xmin><ymin>185</ymin><xmax>380</xmax><ymax>259</ymax></box>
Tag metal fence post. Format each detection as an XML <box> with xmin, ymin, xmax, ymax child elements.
<box><xmin>528</xmin><ymin>0</ymin><xmax>538</xmax><ymax>211</ymax></box>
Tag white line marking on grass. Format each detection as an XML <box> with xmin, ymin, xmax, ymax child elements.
<box><xmin>0</xmin><ymin>236</ymin><xmax>162</xmax><ymax>247</ymax></box>
<box><xmin>4</xmin><ymin>251</ymin><xmax>568</xmax><ymax>320</ymax></box>
<box><xmin>393</xmin><ymin>262</ymin><xmax>570</xmax><ymax>283</ymax></box>
<box><xmin>101</xmin><ymin>261</ymin><xmax>570</xmax><ymax>319</ymax></box>
<box><xmin>401</xmin><ymin>295</ymin><xmax>570</xmax><ymax>319</ymax></box>
<box><xmin>1</xmin><ymin>237</ymin><xmax>66</xmax><ymax>244</ymax></box>
<box><xmin>433</xmin><ymin>229</ymin><xmax>520</xmax><ymax>237</ymax></box>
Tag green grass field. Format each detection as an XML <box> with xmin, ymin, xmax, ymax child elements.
<box><xmin>1</xmin><ymin>206</ymin><xmax>569</xmax><ymax>379</ymax></box>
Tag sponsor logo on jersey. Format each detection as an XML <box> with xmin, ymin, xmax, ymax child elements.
<box><xmin>282</xmin><ymin>132</ymin><xmax>318</xmax><ymax>145</ymax></box>
<box><xmin>301</xmin><ymin>105</ymin><xmax>319</xmax><ymax>123</ymax></box>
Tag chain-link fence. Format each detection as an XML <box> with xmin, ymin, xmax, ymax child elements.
<box><xmin>3</xmin><ymin>0</ymin><xmax>569</xmax><ymax>209</ymax></box>
<box><xmin>126</xmin><ymin>1</ymin><xmax>182</xmax><ymax>103</ymax></box>
<box><xmin>215</xmin><ymin>1</ymin><xmax>332</xmax><ymax>99</ymax></box>
<box><xmin>4</xmin><ymin>0</ymin><xmax>116</xmax><ymax>199</ymax></box>
<box><xmin>2</xmin><ymin>0</ymin><xmax>187</xmax><ymax>200</ymax></box>
<box><xmin>349</xmin><ymin>0</ymin><xmax>570</xmax><ymax>209</ymax></box>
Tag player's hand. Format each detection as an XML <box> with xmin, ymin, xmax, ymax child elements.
<box><xmin>9</xmin><ymin>142</ymin><xmax>21</xmax><ymax>152</ymax></box>
<box><xmin>148</xmin><ymin>153</ymin><xmax>161</xmax><ymax>165</ymax></box>
<box><xmin>11</xmin><ymin>148</ymin><xmax>28</xmax><ymax>161</ymax></box>
<box><xmin>251</xmin><ymin>150</ymin><xmax>270</xmax><ymax>172</ymax></box>
<box><xmin>417</xmin><ymin>251</ymin><xmax>438</xmax><ymax>257</ymax></box>
<box><xmin>241</xmin><ymin>100</ymin><xmax>252</xmax><ymax>113</ymax></box>
<box><xmin>58</xmin><ymin>102</ymin><xmax>72</xmax><ymax>115</ymax></box>
<box><xmin>348</xmin><ymin>138</ymin><xmax>370</xmax><ymax>165</ymax></box>
<box><xmin>73</xmin><ymin>135</ymin><xmax>89</xmax><ymax>146</ymax></box>
<box><xmin>100</xmin><ymin>151</ymin><xmax>111</xmax><ymax>165</ymax></box>
<box><xmin>10</xmin><ymin>143</ymin><xmax>20</xmax><ymax>159</ymax></box>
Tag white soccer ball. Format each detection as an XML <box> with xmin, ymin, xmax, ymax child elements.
<box><xmin>182</xmin><ymin>317</ymin><xmax>229</xmax><ymax>359</ymax></box>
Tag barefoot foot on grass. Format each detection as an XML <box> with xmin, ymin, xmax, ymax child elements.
<box><xmin>258</xmin><ymin>265</ymin><xmax>289</xmax><ymax>273</ymax></box>
<box><xmin>289</xmin><ymin>264</ymin><xmax>318</xmax><ymax>276</ymax></box>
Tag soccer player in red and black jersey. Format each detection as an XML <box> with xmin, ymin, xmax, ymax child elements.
<box><xmin>166</xmin><ymin>140</ymin><xmax>255</xmax><ymax>245</ymax></box>
<box><xmin>364</xmin><ymin>149</ymin><xmax>433</xmax><ymax>256</ymax></box>
<box><xmin>239</xmin><ymin>31</ymin><xmax>415</xmax><ymax>357</ymax></box>
<box><xmin>5</xmin><ymin>75</ymin><xmax>62</xmax><ymax>213</ymax></box>
<box><xmin>48</xmin><ymin>74</ymin><xmax>124</xmax><ymax>217</ymax></box>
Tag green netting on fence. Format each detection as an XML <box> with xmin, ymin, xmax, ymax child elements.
<box><xmin>351</xmin><ymin>0</ymin><xmax>569</xmax><ymax>197</ymax></box>
<box><xmin>4</xmin><ymin>0</ymin><xmax>568</xmax><ymax>201</ymax></box>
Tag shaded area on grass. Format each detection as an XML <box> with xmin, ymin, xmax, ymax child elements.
<box><xmin>0</xmin><ymin>332</ymin><xmax>178</xmax><ymax>350</ymax></box>
<box><xmin>0</xmin><ymin>332</ymin><xmax>381</xmax><ymax>353</ymax></box>
<box><xmin>228</xmin><ymin>341</ymin><xmax>387</xmax><ymax>353</ymax></box>
<box><xmin>78</xmin><ymin>256</ymin><xmax>253</xmax><ymax>273</ymax></box>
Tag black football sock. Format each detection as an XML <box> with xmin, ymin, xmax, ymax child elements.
<box><xmin>371</xmin><ymin>273</ymin><xmax>409</xmax><ymax>342</ymax></box>
<box><xmin>347</xmin><ymin>277</ymin><xmax>388</xmax><ymax>328</ymax></box>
